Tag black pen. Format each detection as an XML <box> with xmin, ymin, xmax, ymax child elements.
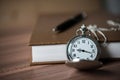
<box><xmin>52</xmin><ymin>12</ymin><xmax>87</xmax><ymax>33</ymax></box>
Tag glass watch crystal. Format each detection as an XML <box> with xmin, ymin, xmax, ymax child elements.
<box><xmin>67</xmin><ymin>36</ymin><xmax>100</xmax><ymax>61</ymax></box>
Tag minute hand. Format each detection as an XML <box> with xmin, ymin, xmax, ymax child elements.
<box><xmin>83</xmin><ymin>50</ymin><xmax>92</xmax><ymax>54</ymax></box>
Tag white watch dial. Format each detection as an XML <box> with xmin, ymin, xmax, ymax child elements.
<box><xmin>67</xmin><ymin>36</ymin><xmax>99</xmax><ymax>61</ymax></box>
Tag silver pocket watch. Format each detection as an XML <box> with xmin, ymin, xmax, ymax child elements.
<box><xmin>66</xmin><ymin>25</ymin><xmax>103</xmax><ymax>70</ymax></box>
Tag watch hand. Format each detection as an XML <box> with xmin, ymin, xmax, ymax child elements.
<box><xmin>77</xmin><ymin>49</ymin><xmax>82</xmax><ymax>52</ymax></box>
<box><xmin>84</xmin><ymin>50</ymin><xmax>92</xmax><ymax>54</ymax></box>
<box><xmin>77</xmin><ymin>49</ymin><xmax>92</xmax><ymax>54</ymax></box>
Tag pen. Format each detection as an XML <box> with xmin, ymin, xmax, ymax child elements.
<box><xmin>52</xmin><ymin>12</ymin><xmax>87</xmax><ymax>33</ymax></box>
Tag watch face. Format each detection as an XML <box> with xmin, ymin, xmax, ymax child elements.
<box><xmin>67</xmin><ymin>36</ymin><xmax>100</xmax><ymax>61</ymax></box>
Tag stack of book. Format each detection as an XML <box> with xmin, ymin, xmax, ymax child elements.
<box><xmin>29</xmin><ymin>11</ymin><xmax>120</xmax><ymax>65</ymax></box>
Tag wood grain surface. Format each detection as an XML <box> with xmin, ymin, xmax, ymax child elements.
<box><xmin>0</xmin><ymin>24</ymin><xmax>120</xmax><ymax>80</ymax></box>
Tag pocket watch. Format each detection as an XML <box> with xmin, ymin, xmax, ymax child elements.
<box><xmin>66</xmin><ymin>25</ymin><xmax>103</xmax><ymax>70</ymax></box>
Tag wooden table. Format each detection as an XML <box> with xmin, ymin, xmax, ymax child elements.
<box><xmin>0</xmin><ymin>28</ymin><xmax>119</xmax><ymax>80</ymax></box>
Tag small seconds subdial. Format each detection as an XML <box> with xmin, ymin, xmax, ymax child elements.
<box><xmin>67</xmin><ymin>36</ymin><xmax>98</xmax><ymax>61</ymax></box>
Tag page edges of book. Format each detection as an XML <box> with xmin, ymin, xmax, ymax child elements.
<box><xmin>31</xmin><ymin>42</ymin><xmax>120</xmax><ymax>64</ymax></box>
<box><xmin>31</xmin><ymin>44</ymin><xmax>68</xmax><ymax>63</ymax></box>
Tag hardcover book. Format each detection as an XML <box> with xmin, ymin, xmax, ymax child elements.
<box><xmin>29</xmin><ymin>11</ymin><xmax>120</xmax><ymax>65</ymax></box>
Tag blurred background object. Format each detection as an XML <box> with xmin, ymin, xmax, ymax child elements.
<box><xmin>102</xmin><ymin>0</ymin><xmax>120</xmax><ymax>15</ymax></box>
<box><xmin>0</xmin><ymin>0</ymin><xmax>120</xmax><ymax>36</ymax></box>
<box><xmin>0</xmin><ymin>0</ymin><xmax>101</xmax><ymax>37</ymax></box>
